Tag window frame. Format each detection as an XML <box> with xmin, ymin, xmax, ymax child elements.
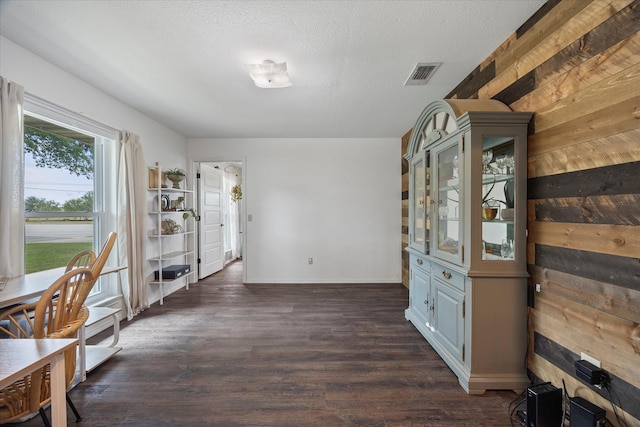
<box><xmin>23</xmin><ymin>94</ymin><xmax>119</xmax><ymax>305</ymax></box>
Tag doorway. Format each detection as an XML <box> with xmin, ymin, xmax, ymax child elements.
<box><xmin>195</xmin><ymin>161</ymin><xmax>243</xmax><ymax>280</ymax></box>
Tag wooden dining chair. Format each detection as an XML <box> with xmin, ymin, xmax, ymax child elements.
<box><xmin>66</xmin><ymin>232</ymin><xmax>117</xmax><ymax>304</ymax></box>
<box><xmin>66</xmin><ymin>250</ymin><xmax>97</xmax><ymax>271</ymax></box>
<box><xmin>90</xmin><ymin>232</ymin><xmax>117</xmax><ymax>279</ymax></box>
<box><xmin>0</xmin><ymin>267</ymin><xmax>93</xmax><ymax>426</ymax></box>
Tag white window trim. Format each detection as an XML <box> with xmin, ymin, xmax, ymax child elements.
<box><xmin>23</xmin><ymin>94</ymin><xmax>120</xmax><ymax>305</ymax></box>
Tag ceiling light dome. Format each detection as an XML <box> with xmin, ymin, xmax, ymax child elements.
<box><xmin>245</xmin><ymin>60</ymin><xmax>292</xmax><ymax>89</ymax></box>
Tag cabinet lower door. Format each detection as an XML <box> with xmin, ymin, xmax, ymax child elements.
<box><xmin>411</xmin><ymin>267</ymin><xmax>431</xmax><ymax>327</ymax></box>
<box><xmin>432</xmin><ymin>280</ymin><xmax>465</xmax><ymax>363</ymax></box>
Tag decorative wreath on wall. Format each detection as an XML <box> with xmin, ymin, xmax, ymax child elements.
<box><xmin>230</xmin><ymin>184</ymin><xmax>242</xmax><ymax>203</ymax></box>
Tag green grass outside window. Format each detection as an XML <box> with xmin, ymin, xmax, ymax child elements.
<box><xmin>25</xmin><ymin>242</ymin><xmax>93</xmax><ymax>274</ymax></box>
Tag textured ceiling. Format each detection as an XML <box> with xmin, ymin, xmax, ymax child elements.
<box><xmin>0</xmin><ymin>0</ymin><xmax>546</xmax><ymax>138</ymax></box>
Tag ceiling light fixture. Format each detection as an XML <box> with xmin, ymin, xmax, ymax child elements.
<box><xmin>245</xmin><ymin>60</ymin><xmax>292</xmax><ymax>89</ymax></box>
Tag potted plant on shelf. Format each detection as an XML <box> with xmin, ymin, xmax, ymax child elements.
<box><xmin>165</xmin><ymin>168</ymin><xmax>186</xmax><ymax>189</ymax></box>
<box><xmin>161</xmin><ymin>218</ymin><xmax>183</xmax><ymax>235</ymax></box>
<box><xmin>175</xmin><ymin>196</ymin><xmax>200</xmax><ymax>221</ymax></box>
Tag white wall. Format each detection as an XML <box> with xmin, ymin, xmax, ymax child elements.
<box><xmin>0</xmin><ymin>36</ymin><xmax>187</xmax><ymax>164</ymax></box>
<box><xmin>0</xmin><ymin>36</ymin><xmax>189</xmax><ymax>305</ymax></box>
<box><xmin>189</xmin><ymin>138</ymin><xmax>402</xmax><ymax>283</ymax></box>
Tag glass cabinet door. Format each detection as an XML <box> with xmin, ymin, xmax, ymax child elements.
<box><xmin>433</xmin><ymin>140</ymin><xmax>460</xmax><ymax>260</ymax></box>
<box><xmin>481</xmin><ymin>136</ymin><xmax>516</xmax><ymax>260</ymax></box>
<box><xmin>409</xmin><ymin>152</ymin><xmax>430</xmax><ymax>252</ymax></box>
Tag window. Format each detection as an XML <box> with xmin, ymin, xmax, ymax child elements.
<box><xmin>23</xmin><ymin>95</ymin><xmax>117</xmax><ymax>302</ymax></box>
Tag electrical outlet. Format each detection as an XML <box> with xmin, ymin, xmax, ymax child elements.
<box><xmin>308</xmin><ymin>257</ymin><xmax>313</xmax><ymax>265</ymax></box>
<box><xmin>580</xmin><ymin>352</ymin><xmax>601</xmax><ymax>368</ymax></box>
<box><xmin>535</xmin><ymin>283</ymin><xmax>541</xmax><ymax>292</ymax></box>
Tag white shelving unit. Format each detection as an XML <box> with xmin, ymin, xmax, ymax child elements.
<box><xmin>147</xmin><ymin>163</ymin><xmax>197</xmax><ymax>305</ymax></box>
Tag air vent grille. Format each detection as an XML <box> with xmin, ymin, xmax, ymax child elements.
<box><xmin>404</xmin><ymin>62</ymin><xmax>441</xmax><ymax>86</ymax></box>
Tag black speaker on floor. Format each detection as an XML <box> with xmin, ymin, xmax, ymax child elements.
<box><xmin>570</xmin><ymin>397</ymin><xmax>606</xmax><ymax>427</ymax></box>
<box><xmin>526</xmin><ymin>383</ymin><xmax>563</xmax><ymax>427</ymax></box>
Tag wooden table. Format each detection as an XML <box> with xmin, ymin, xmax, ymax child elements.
<box><xmin>0</xmin><ymin>265</ymin><xmax>126</xmax><ymax>309</ymax></box>
<box><xmin>0</xmin><ymin>267</ymin><xmax>66</xmax><ymax>309</ymax></box>
<box><xmin>0</xmin><ymin>338</ymin><xmax>78</xmax><ymax>426</ymax></box>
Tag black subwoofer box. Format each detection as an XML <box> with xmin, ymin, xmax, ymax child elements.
<box><xmin>154</xmin><ymin>264</ymin><xmax>190</xmax><ymax>280</ymax></box>
<box><xmin>526</xmin><ymin>383</ymin><xmax>563</xmax><ymax>427</ymax></box>
<box><xmin>570</xmin><ymin>397</ymin><xmax>606</xmax><ymax>427</ymax></box>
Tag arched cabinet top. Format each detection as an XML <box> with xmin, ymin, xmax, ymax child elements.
<box><xmin>404</xmin><ymin>99</ymin><xmax>511</xmax><ymax>160</ymax></box>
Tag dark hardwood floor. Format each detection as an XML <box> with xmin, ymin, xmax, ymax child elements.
<box><xmin>25</xmin><ymin>261</ymin><xmax>521</xmax><ymax>426</ymax></box>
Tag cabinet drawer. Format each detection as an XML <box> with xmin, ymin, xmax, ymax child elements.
<box><xmin>432</xmin><ymin>264</ymin><xmax>464</xmax><ymax>292</ymax></box>
<box><xmin>410</xmin><ymin>254</ymin><xmax>431</xmax><ymax>273</ymax></box>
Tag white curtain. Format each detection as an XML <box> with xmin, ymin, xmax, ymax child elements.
<box><xmin>0</xmin><ymin>77</ymin><xmax>25</xmax><ymax>279</ymax></box>
<box><xmin>117</xmin><ymin>131</ymin><xmax>148</xmax><ymax>320</ymax></box>
<box><xmin>229</xmin><ymin>181</ymin><xmax>240</xmax><ymax>260</ymax></box>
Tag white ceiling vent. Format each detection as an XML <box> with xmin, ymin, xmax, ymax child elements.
<box><xmin>404</xmin><ymin>62</ymin><xmax>442</xmax><ymax>86</ymax></box>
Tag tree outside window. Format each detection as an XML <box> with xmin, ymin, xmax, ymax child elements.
<box><xmin>24</xmin><ymin>117</ymin><xmax>96</xmax><ymax>273</ymax></box>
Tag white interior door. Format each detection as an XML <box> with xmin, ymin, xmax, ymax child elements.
<box><xmin>198</xmin><ymin>164</ymin><xmax>224</xmax><ymax>278</ymax></box>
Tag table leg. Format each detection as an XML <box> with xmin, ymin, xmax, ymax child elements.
<box><xmin>79</xmin><ymin>324</ymin><xmax>87</xmax><ymax>381</ymax></box>
<box><xmin>49</xmin><ymin>352</ymin><xmax>67</xmax><ymax>426</ymax></box>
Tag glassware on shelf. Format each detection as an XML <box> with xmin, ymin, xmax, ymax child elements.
<box><xmin>501</xmin><ymin>239</ymin><xmax>514</xmax><ymax>259</ymax></box>
<box><xmin>439</xmin><ymin>206</ymin><xmax>449</xmax><ymax>219</ymax></box>
<box><xmin>482</xmin><ymin>149</ymin><xmax>493</xmax><ymax>173</ymax></box>
<box><xmin>494</xmin><ymin>155</ymin><xmax>507</xmax><ymax>174</ymax></box>
<box><xmin>482</xmin><ymin>200</ymin><xmax>499</xmax><ymax>221</ymax></box>
<box><xmin>452</xmin><ymin>155</ymin><xmax>459</xmax><ymax>178</ymax></box>
<box><xmin>504</xmin><ymin>155</ymin><xmax>515</xmax><ymax>174</ymax></box>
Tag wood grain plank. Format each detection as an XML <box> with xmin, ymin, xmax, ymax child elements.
<box><xmin>479</xmin><ymin>34</ymin><xmax>516</xmax><ymax>76</ymax></box>
<box><xmin>533</xmin><ymin>194</ymin><xmax>640</xmax><ymax>226</ymax></box>
<box><xmin>531</xmin><ymin>128</ymin><xmax>640</xmax><ymax>178</ymax></box>
<box><xmin>532</xmin><ymin>0</ymin><xmax>640</xmax><ymax>93</ymax></box>
<box><xmin>493</xmin><ymin>0</ymin><xmax>595</xmax><ymax>76</ymax></box>
<box><xmin>528</xmin><ymin>161</ymin><xmax>640</xmax><ymax>199</ymax></box>
<box><xmin>534</xmin><ymin>243</ymin><xmax>640</xmax><ymax>292</ymax></box>
<box><xmin>481</xmin><ymin>0</ymin><xmax>630</xmax><ymax>98</ymax></box>
<box><xmin>402</xmin><ymin>172</ymin><xmax>409</xmax><ymax>193</ymax></box>
<box><xmin>493</xmin><ymin>70</ymin><xmax>536</xmax><ymax>106</ymax></box>
<box><xmin>512</xmin><ymin>31</ymin><xmax>640</xmax><ymax>114</ymax></box>
<box><xmin>446</xmin><ymin>62</ymin><xmax>495</xmax><ymax>100</ymax></box>
<box><xmin>527</xmin><ymin>200</ymin><xmax>537</xmax><ymax>265</ymax></box>
<box><xmin>530</xmin><ymin>264</ymin><xmax>640</xmax><ymax>323</ymax></box>
<box><xmin>533</xmin><ymin>292</ymin><xmax>640</xmax><ymax>385</ymax></box>
<box><xmin>515</xmin><ymin>0</ymin><xmax>563</xmax><ymax>39</ymax></box>
<box><xmin>528</xmin><ymin>95</ymin><xmax>640</xmax><ymax>156</ymax></box>
<box><xmin>533</xmin><ymin>61</ymin><xmax>640</xmax><ymax>133</ymax></box>
<box><xmin>528</xmin><ymin>221</ymin><xmax>640</xmax><ymax>258</ymax></box>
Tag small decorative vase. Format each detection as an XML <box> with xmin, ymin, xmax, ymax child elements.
<box><xmin>482</xmin><ymin>207</ymin><xmax>498</xmax><ymax>221</ymax></box>
<box><xmin>482</xmin><ymin>200</ymin><xmax>499</xmax><ymax>221</ymax></box>
<box><xmin>166</xmin><ymin>174</ymin><xmax>184</xmax><ymax>189</ymax></box>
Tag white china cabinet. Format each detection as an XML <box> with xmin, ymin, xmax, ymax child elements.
<box><xmin>405</xmin><ymin>99</ymin><xmax>532</xmax><ymax>394</ymax></box>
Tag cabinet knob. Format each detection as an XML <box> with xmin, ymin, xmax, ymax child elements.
<box><xmin>442</xmin><ymin>271</ymin><xmax>452</xmax><ymax>280</ymax></box>
<box><xmin>417</xmin><ymin>259</ymin><xmax>423</xmax><ymax>265</ymax></box>
<box><xmin>424</xmin><ymin>299</ymin><xmax>428</xmax><ymax>305</ymax></box>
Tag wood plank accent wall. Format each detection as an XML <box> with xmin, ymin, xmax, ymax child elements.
<box><xmin>400</xmin><ymin>1</ymin><xmax>640</xmax><ymax>425</ymax></box>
